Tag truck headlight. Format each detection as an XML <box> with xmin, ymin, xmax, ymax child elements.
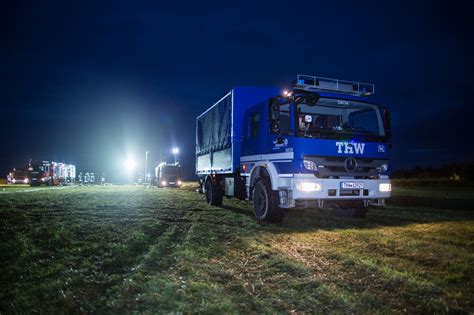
<box><xmin>161</xmin><ymin>181</ymin><xmax>167</xmax><ymax>186</ymax></box>
<box><xmin>24</xmin><ymin>178</ymin><xmax>28</xmax><ymax>183</ymax></box>
<box><xmin>12</xmin><ymin>179</ymin><xmax>16</xmax><ymax>183</ymax></box>
<box><xmin>296</xmin><ymin>182</ymin><xmax>322</xmax><ymax>192</ymax></box>
<box><xmin>303</xmin><ymin>160</ymin><xmax>318</xmax><ymax>171</ymax></box>
<box><xmin>379</xmin><ymin>183</ymin><xmax>391</xmax><ymax>192</ymax></box>
<box><xmin>177</xmin><ymin>180</ymin><xmax>182</xmax><ymax>185</ymax></box>
<box><xmin>380</xmin><ymin>163</ymin><xmax>389</xmax><ymax>172</ymax></box>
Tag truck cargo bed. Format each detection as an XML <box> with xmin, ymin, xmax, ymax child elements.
<box><xmin>196</xmin><ymin>87</ymin><xmax>278</xmax><ymax>175</ymax></box>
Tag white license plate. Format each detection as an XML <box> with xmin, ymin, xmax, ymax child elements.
<box><xmin>341</xmin><ymin>182</ymin><xmax>364</xmax><ymax>189</ymax></box>
<box><xmin>169</xmin><ymin>182</ymin><xmax>175</xmax><ymax>185</ymax></box>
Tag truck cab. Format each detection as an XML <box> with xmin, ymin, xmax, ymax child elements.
<box><xmin>155</xmin><ymin>163</ymin><xmax>182</xmax><ymax>188</ymax></box>
<box><xmin>28</xmin><ymin>161</ymin><xmax>76</xmax><ymax>186</ymax></box>
<box><xmin>28</xmin><ymin>161</ymin><xmax>53</xmax><ymax>186</ymax></box>
<box><xmin>196</xmin><ymin>75</ymin><xmax>392</xmax><ymax>222</ymax></box>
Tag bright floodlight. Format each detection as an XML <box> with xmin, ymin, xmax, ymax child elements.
<box><xmin>172</xmin><ymin>147</ymin><xmax>179</xmax><ymax>154</ymax></box>
<box><xmin>123</xmin><ymin>158</ymin><xmax>136</xmax><ymax>172</ymax></box>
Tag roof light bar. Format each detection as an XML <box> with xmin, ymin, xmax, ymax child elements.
<box><xmin>294</xmin><ymin>74</ymin><xmax>375</xmax><ymax>97</ymax></box>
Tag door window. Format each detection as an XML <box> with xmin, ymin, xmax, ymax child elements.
<box><xmin>250</xmin><ymin>113</ymin><xmax>260</xmax><ymax>139</ymax></box>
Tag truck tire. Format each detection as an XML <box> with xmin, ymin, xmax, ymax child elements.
<box><xmin>253</xmin><ymin>178</ymin><xmax>284</xmax><ymax>223</ymax></box>
<box><xmin>205</xmin><ymin>178</ymin><xmax>223</xmax><ymax>206</ymax></box>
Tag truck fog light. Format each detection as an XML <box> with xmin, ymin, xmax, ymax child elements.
<box><xmin>24</xmin><ymin>178</ymin><xmax>28</xmax><ymax>183</ymax></box>
<box><xmin>296</xmin><ymin>182</ymin><xmax>322</xmax><ymax>192</ymax></box>
<box><xmin>379</xmin><ymin>183</ymin><xmax>391</xmax><ymax>192</ymax></box>
<box><xmin>303</xmin><ymin>160</ymin><xmax>318</xmax><ymax>171</ymax></box>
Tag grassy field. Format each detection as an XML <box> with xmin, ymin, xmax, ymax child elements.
<box><xmin>0</xmin><ymin>184</ymin><xmax>473</xmax><ymax>313</ymax></box>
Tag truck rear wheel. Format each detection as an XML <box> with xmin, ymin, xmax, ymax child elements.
<box><xmin>205</xmin><ymin>178</ymin><xmax>223</xmax><ymax>206</ymax></box>
<box><xmin>253</xmin><ymin>179</ymin><xmax>284</xmax><ymax>223</ymax></box>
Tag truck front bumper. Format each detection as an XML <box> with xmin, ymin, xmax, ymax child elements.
<box><xmin>277</xmin><ymin>174</ymin><xmax>390</xmax><ymax>207</ymax></box>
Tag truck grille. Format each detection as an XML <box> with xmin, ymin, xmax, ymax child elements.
<box><xmin>305</xmin><ymin>156</ymin><xmax>386</xmax><ymax>179</ymax></box>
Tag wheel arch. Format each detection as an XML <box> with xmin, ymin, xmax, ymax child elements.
<box><xmin>249</xmin><ymin>162</ymin><xmax>279</xmax><ymax>194</ymax></box>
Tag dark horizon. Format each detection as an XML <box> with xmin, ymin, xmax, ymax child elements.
<box><xmin>2</xmin><ymin>0</ymin><xmax>472</xmax><ymax>181</ymax></box>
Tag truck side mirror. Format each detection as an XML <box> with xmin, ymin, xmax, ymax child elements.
<box><xmin>269</xmin><ymin>98</ymin><xmax>280</xmax><ymax>133</ymax></box>
<box><xmin>270</xmin><ymin>99</ymin><xmax>280</xmax><ymax>120</ymax></box>
<box><xmin>382</xmin><ymin>108</ymin><xmax>392</xmax><ymax>149</ymax></box>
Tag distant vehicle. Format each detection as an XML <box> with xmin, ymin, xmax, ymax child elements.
<box><xmin>28</xmin><ymin>161</ymin><xmax>76</xmax><ymax>186</ymax></box>
<box><xmin>8</xmin><ymin>168</ymin><xmax>29</xmax><ymax>184</ymax></box>
<box><xmin>155</xmin><ymin>163</ymin><xmax>182</xmax><ymax>187</ymax></box>
<box><xmin>61</xmin><ymin>164</ymin><xmax>76</xmax><ymax>184</ymax></box>
<box><xmin>196</xmin><ymin>74</ymin><xmax>392</xmax><ymax>222</ymax></box>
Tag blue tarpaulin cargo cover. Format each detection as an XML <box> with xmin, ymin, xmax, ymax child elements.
<box><xmin>196</xmin><ymin>92</ymin><xmax>232</xmax><ymax>155</ymax></box>
<box><xmin>196</xmin><ymin>87</ymin><xmax>279</xmax><ymax>175</ymax></box>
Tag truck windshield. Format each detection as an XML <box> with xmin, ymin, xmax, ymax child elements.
<box><xmin>31</xmin><ymin>165</ymin><xmax>44</xmax><ymax>172</ymax></box>
<box><xmin>163</xmin><ymin>166</ymin><xmax>180</xmax><ymax>176</ymax></box>
<box><xmin>296</xmin><ymin>98</ymin><xmax>385</xmax><ymax>140</ymax></box>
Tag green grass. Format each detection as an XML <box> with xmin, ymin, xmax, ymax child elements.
<box><xmin>0</xmin><ymin>184</ymin><xmax>473</xmax><ymax>313</ymax></box>
<box><xmin>0</xmin><ymin>184</ymin><xmax>42</xmax><ymax>192</ymax></box>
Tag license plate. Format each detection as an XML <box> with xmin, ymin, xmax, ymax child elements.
<box><xmin>32</xmin><ymin>178</ymin><xmax>37</xmax><ymax>180</ymax></box>
<box><xmin>169</xmin><ymin>182</ymin><xmax>175</xmax><ymax>185</ymax></box>
<box><xmin>341</xmin><ymin>182</ymin><xmax>364</xmax><ymax>189</ymax></box>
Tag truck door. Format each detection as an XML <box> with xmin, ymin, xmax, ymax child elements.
<box><xmin>242</xmin><ymin>110</ymin><xmax>265</xmax><ymax>156</ymax></box>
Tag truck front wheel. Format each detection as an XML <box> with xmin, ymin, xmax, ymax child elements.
<box><xmin>205</xmin><ymin>178</ymin><xmax>223</xmax><ymax>206</ymax></box>
<box><xmin>253</xmin><ymin>179</ymin><xmax>284</xmax><ymax>223</ymax></box>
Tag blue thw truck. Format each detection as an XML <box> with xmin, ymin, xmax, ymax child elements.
<box><xmin>196</xmin><ymin>75</ymin><xmax>392</xmax><ymax>222</ymax></box>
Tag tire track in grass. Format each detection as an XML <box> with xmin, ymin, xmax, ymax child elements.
<box><xmin>0</xmin><ymin>186</ymin><xmax>192</xmax><ymax>313</ymax></box>
<box><xmin>110</xmin><ymin>193</ymin><xmax>360</xmax><ymax>313</ymax></box>
<box><xmin>109</xmin><ymin>195</ymin><xmax>240</xmax><ymax>311</ymax></box>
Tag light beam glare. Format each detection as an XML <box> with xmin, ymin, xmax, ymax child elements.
<box><xmin>123</xmin><ymin>158</ymin><xmax>136</xmax><ymax>173</ymax></box>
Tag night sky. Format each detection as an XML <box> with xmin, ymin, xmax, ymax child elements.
<box><xmin>2</xmin><ymin>0</ymin><xmax>472</xmax><ymax>180</ymax></box>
